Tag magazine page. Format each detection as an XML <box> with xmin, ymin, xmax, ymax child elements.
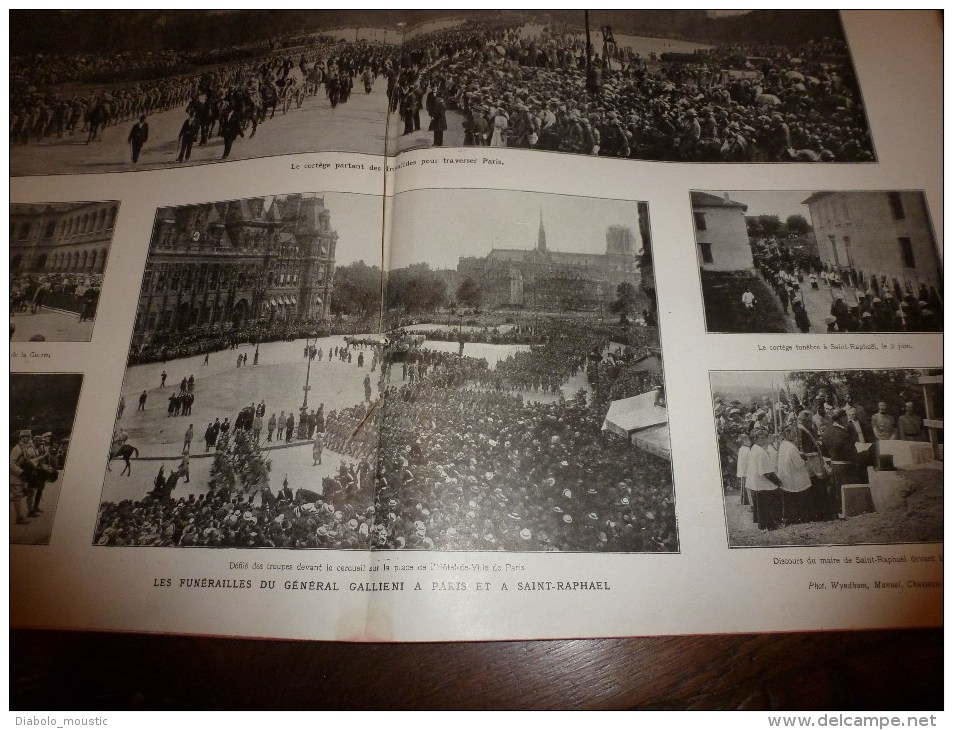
<box><xmin>9</xmin><ymin>10</ymin><xmax>942</xmax><ymax>642</ymax></box>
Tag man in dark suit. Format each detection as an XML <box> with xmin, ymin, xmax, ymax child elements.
<box><xmin>822</xmin><ymin>408</ymin><xmax>856</xmax><ymax>517</ymax></box>
<box><xmin>846</xmin><ymin>405</ymin><xmax>875</xmax><ymax>480</ymax></box>
<box><xmin>127</xmin><ymin>115</ymin><xmax>149</xmax><ymax>163</ymax></box>
<box><xmin>843</xmin><ymin>391</ymin><xmax>869</xmax><ymax>425</ymax></box>
<box><xmin>429</xmin><ymin>90</ymin><xmax>447</xmax><ymax>147</ymax></box>
<box><xmin>846</xmin><ymin>406</ymin><xmax>875</xmax><ymax>444</ymax></box>
<box><xmin>220</xmin><ymin>107</ymin><xmax>244</xmax><ymax>159</ymax></box>
<box><xmin>177</xmin><ymin>111</ymin><xmax>199</xmax><ymax>163</ymax></box>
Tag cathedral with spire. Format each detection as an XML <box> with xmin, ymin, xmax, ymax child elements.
<box><xmin>131</xmin><ymin>194</ymin><xmax>337</xmax><ymax>350</ymax></box>
<box><xmin>456</xmin><ymin>204</ymin><xmax>648</xmax><ymax>312</ymax></box>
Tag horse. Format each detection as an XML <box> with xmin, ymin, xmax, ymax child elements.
<box><xmin>228</xmin><ymin>87</ymin><xmax>259</xmax><ymax>137</ymax></box>
<box><xmin>257</xmin><ymin>485</ymin><xmax>277</xmax><ymax>511</ymax></box>
<box><xmin>199</xmin><ymin>94</ymin><xmax>223</xmax><ymax>145</ymax></box>
<box><xmin>257</xmin><ymin>80</ymin><xmax>280</xmax><ymax>122</ymax></box>
<box><xmin>107</xmin><ymin>443</ymin><xmax>140</xmax><ymax>476</ymax></box>
<box><xmin>146</xmin><ymin>467</ymin><xmax>180</xmax><ymax>501</ymax></box>
<box><xmin>187</xmin><ymin>93</ymin><xmax>222</xmax><ymax>145</ymax></box>
<box><xmin>295</xmin><ymin>487</ymin><xmax>322</xmax><ymax>504</ymax></box>
<box><xmin>278</xmin><ymin>68</ymin><xmax>306</xmax><ymax>114</ymax></box>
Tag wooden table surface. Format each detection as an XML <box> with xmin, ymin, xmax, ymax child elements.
<box><xmin>10</xmin><ymin>628</ymin><xmax>942</xmax><ymax>710</ymax></box>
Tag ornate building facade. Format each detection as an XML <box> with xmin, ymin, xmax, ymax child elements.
<box><xmin>456</xmin><ymin>205</ymin><xmax>648</xmax><ymax>312</ymax></box>
<box><xmin>131</xmin><ymin>194</ymin><xmax>336</xmax><ymax>348</ymax></box>
<box><xmin>10</xmin><ymin>201</ymin><xmax>118</xmax><ymax>274</ymax></box>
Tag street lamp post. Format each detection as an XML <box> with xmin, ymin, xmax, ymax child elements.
<box><xmin>584</xmin><ymin>11</ymin><xmax>592</xmax><ymax>76</ymax></box>
<box><xmin>297</xmin><ymin>334</ymin><xmax>314</xmax><ymax>439</ymax></box>
<box><xmin>585</xmin><ymin>11</ymin><xmax>601</xmax><ymax>95</ymax></box>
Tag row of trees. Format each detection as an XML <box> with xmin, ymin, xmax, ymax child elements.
<box><xmin>745</xmin><ymin>213</ymin><xmax>811</xmax><ymax>238</ymax></box>
<box><xmin>10</xmin><ymin>373</ymin><xmax>84</xmax><ymax>443</ymax></box>
<box><xmin>332</xmin><ymin>262</ymin><xmax>451</xmax><ymax>318</ymax></box>
<box><xmin>331</xmin><ymin>261</ymin><xmax>643</xmax><ymax>319</ymax></box>
<box><xmin>713</xmin><ymin>370</ymin><xmax>929</xmax><ymax>420</ymax></box>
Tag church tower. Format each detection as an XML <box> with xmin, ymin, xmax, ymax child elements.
<box><xmin>536</xmin><ymin>209</ymin><xmax>547</xmax><ymax>254</ymax></box>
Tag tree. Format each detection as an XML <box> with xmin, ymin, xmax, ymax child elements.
<box><xmin>11</xmin><ymin>373</ymin><xmax>83</xmax><ymax>437</ymax></box>
<box><xmin>330</xmin><ymin>260</ymin><xmax>381</xmax><ymax>318</ymax></box>
<box><xmin>787</xmin><ymin>369</ymin><xmax>923</xmax><ymax>416</ymax></box>
<box><xmin>455</xmin><ymin>277</ymin><xmax>482</xmax><ymax>311</ymax></box>
<box><xmin>785</xmin><ymin>214</ymin><xmax>811</xmax><ymax>235</ymax></box>
<box><xmin>758</xmin><ymin>215</ymin><xmax>782</xmax><ymax>237</ymax></box>
<box><xmin>746</xmin><ymin>214</ymin><xmax>783</xmax><ymax>238</ymax></box>
<box><xmin>745</xmin><ymin>216</ymin><xmax>762</xmax><ymax>238</ymax></box>
<box><xmin>609</xmin><ymin>281</ymin><xmax>639</xmax><ymax>325</ymax></box>
<box><xmin>385</xmin><ymin>263</ymin><xmax>447</xmax><ymax>314</ymax></box>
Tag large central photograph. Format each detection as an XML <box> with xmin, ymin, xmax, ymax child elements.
<box><xmin>11</xmin><ymin>9</ymin><xmax>874</xmax><ymax>175</ymax></box>
<box><xmin>94</xmin><ymin>189</ymin><xmax>677</xmax><ymax>552</ymax></box>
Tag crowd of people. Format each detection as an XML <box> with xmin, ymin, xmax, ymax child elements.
<box><xmin>751</xmin><ymin>237</ymin><xmax>944</xmax><ymax>333</ymax></box>
<box><xmin>126</xmin><ymin>315</ymin><xmax>384</xmax><ymax>366</ymax></box>
<box><xmin>411</xmin><ymin>22</ymin><xmax>872</xmax><ymax>161</ymax></box>
<box><xmin>715</xmin><ymin>384</ymin><xmax>930</xmax><ymax>530</ymax></box>
<box><xmin>126</xmin><ymin>312</ymin><xmax>610</xmax><ymax>367</ymax></box>
<box><xmin>11</xmin><ymin>37</ymin><xmax>294</xmax><ymax>89</ymax></box>
<box><xmin>10</xmin><ymin>429</ymin><xmax>62</xmax><ymax>525</ymax></box>
<box><xmin>94</xmin><ymin>319</ymin><xmax>676</xmax><ymax>551</ymax></box>
<box><xmin>10</xmin><ymin>273</ymin><xmax>103</xmax><ymax>321</ymax></box>
<box><xmin>13</xmin><ymin>14</ymin><xmax>874</xmax><ymax>165</ymax></box>
<box><xmin>11</xmin><ymin>32</ymin><xmax>399</xmax><ymax>160</ymax></box>
<box><xmin>397</xmin><ymin>325</ymin><xmax>543</xmax><ymax>346</ymax></box>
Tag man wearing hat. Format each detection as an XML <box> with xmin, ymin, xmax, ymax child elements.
<box><xmin>127</xmin><ymin>114</ymin><xmax>149</xmax><ymax>164</ymax></box>
<box><xmin>468</xmin><ymin>106</ymin><xmax>489</xmax><ymax>146</ymax></box>
<box><xmin>677</xmin><ymin>108</ymin><xmax>701</xmax><ymax>158</ymax></box>
<box><xmin>10</xmin><ymin>430</ymin><xmax>38</xmax><ymax>524</ymax></box>
<box><xmin>508</xmin><ymin>102</ymin><xmax>534</xmax><ymax>148</ymax></box>
<box><xmin>769</xmin><ymin>112</ymin><xmax>792</xmax><ymax>160</ymax></box>
<box><xmin>830</xmin><ymin>292</ymin><xmax>851</xmax><ymax>332</ymax></box>
<box><xmin>428</xmin><ymin>87</ymin><xmax>448</xmax><ymax>147</ymax></box>
<box><xmin>176</xmin><ymin>110</ymin><xmax>199</xmax><ymax>163</ymax></box>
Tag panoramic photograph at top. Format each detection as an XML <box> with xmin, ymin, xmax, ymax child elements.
<box><xmin>11</xmin><ymin>9</ymin><xmax>875</xmax><ymax>175</ymax></box>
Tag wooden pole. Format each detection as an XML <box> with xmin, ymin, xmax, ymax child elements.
<box><xmin>585</xmin><ymin>11</ymin><xmax>592</xmax><ymax>75</ymax></box>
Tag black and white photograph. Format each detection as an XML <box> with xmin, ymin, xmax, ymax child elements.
<box><xmin>712</xmin><ymin>368</ymin><xmax>942</xmax><ymax>548</ymax></box>
<box><xmin>11</xmin><ymin>9</ymin><xmax>874</xmax><ymax>175</ymax></box>
<box><xmin>10</xmin><ymin>201</ymin><xmax>118</xmax><ymax>342</ymax></box>
<box><xmin>92</xmin><ymin>189</ymin><xmax>677</xmax><ymax>552</ymax></box>
<box><xmin>10</xmin><ymin>373</ymin><xmax>84</xmax><ymax>545</ymax></box>
<box><xmin>693</xmin><ymin>190</ymin><xmax>943</xmax><ymax>334</ymax></box>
